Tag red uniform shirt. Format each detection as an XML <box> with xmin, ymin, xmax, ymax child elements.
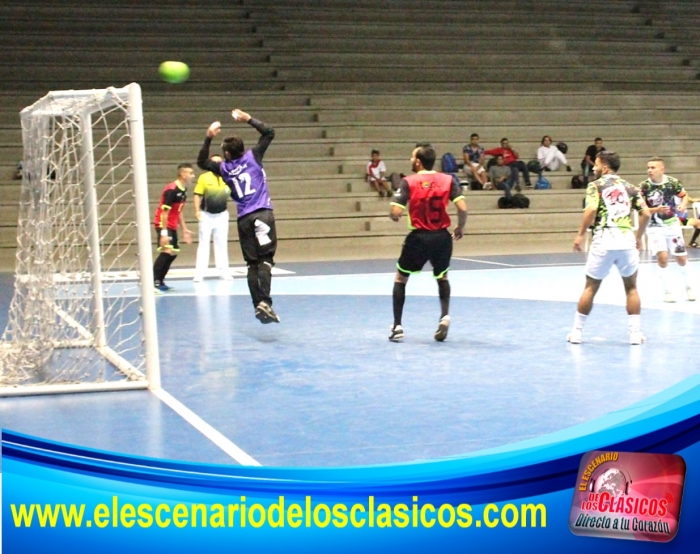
<box><xmin>153</xmin><ymin>181</ymin><xmax>187</xmax><ymax>230</ymax></box>
<box><xmin>397</xmin><ymin>172</ymin><xmax>460</xmax><ymax>231</ymax></box>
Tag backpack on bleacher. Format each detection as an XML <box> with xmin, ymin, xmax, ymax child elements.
<box><xmin>535</xmin><ymin>175</ymin><xmax>551</xmax><ymax>190</ymax></box>
<box><xmin>441</xmin><ymin>152</ymin><xmax>459</xmax><ymax>174</ymax></box>
<box><xmin>498</xmin><ymin>195</ymin><xmax>514</xmax><ymax>209</ymax></box>
<box><xmin>512</xmin><ymin>193</ymin><xmax>530</xmax><ymax>208</ymax></box>
<box><xmin>571</xmin><ymin>175</ymin><xmax>586</xmax><ymax>189</ymax></box>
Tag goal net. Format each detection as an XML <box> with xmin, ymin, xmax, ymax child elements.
<box><xmin>0</xmin><ymin>83</ymin><xmax>160</xmax><ymax>396</ymax></box>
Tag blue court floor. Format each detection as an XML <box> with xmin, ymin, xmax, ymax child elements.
<box><xmin>1</xmin><ymin>252</ymin><xmax>699</xmax><ymax>467</ymax></box>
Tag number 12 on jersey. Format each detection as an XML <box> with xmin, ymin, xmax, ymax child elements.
<box><xmin>231</xmin><ymin>173</ymin><xmax>255</xmax><ymax>198</ymax></box>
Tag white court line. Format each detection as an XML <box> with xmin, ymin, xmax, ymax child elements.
<box><xmin>151</xmin><ymin>387</ymin><xmax>261</xmax><ymax>467</ymax></box>
<box><xmin>452</xmin><ymin>257</ymin><xmax>515</xmax><ymax>267</ymax></box>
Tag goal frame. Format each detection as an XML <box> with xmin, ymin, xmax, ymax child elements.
<box><xmin>0</xmin><ymin>83</ymin><xmax>160</xmax><ymax>397</ymax></box>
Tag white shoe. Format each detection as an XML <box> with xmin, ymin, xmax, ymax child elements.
<box><xmin>567</xmin><ymin>329</ymin><xmax>582</xmax><ymax>344</ymax></box>
<box><xmin>193</xmin><ymin>276</ymin><xmax>203</xmax><ymax>283</ymax></box>
<box><xmin>434</xmin><ymin>315</ymin><xmax>450</xmax><ymax>342</ymax></box>
<box><xmin>630</xmin><ymin>331</ymin><xmax>646</xmax><ymax>345</ymax></box>
<box><xmin>663</xmin><ymin>292</ymin><xmax>675</xmax><ymax>303</ymax></box>
<box><xmin>687</xmin><ymin>287</ymin><xmax>696</xmax><ymax>301</ymax></box>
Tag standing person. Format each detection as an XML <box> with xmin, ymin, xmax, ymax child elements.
<box><xmin>153</xmin><ymin>163</ymin><xmax>195</xmax><ymax>292</ymax></box>
<box><xmin>388</xmin><ymin>144</ymin><xmax>468</xmax><ymax>342</ymax></box>
<box><xmin>193</xmin><ymin>155</ymin><xmax>233</xmax><ymax>282</ymax></box>
<box><xmin>484</xmin><ymin>138</ymin><xmax>533</xmax><ymax>189</ymax></box>
<box><xmin>366</xmin><ymin>149</ymin><xmax>393</xmax><ymax>197</ymax></box>
<box><xmin>197</xmin><ymin>109</ymin><xmax>280</xmax><ymax>324</ymax></box>
<box><xmin>537</xmin><ymin>135</ymin><xmax>571</xmax><ymax>172</ymax></box>
<box><xmin>581</xmin><ymin>137</ymin><xmax>605</xmax><ymax>182</ymax></box>
<box><xmin>638</xmin><ymin>157</ymin><xmax>695</xmax><ymax>302</ymax></box>
<box><xmin>462</xmin><ymin>133</ymin><xmax>489</xmax><ymax>188</ymax></box>
<box><xmin>568</xmin><ymin>151</ymin><xmax>650</xmax><ymax>345</ymax></box>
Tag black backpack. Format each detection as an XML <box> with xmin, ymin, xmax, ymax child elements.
<box><xmin>527</xmin><ymin>160</ymin><xmax>541</xmax><ymax>174</ymax></box>
<box><xmin>556</xmin><ymin>142</ymin><xmax>568</xmax><ymax>154</ymax></box>
<box><xmin>498</xmin><ymin>195</ymin><xmax>514</xmax><ymax>209</ymax></box>
<box><xmin>512</xmin><ymin>193</ymin><xmax>530</xmax><ymax>208</ymax></box>
<box><xmin>571</xmin><ymin>175</ymin><xmax>586</xmax><ymax>189</ymax></box>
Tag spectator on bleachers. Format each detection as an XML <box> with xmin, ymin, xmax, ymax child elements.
<box><xmin>484</xmin><ymin>138</ymin><xmax>533</xmax><ymax>188</ymax></box>
<box><xmin>537</xmin><ymin>135</ymin><xmax>571</xmax><ymax>172</ymax></box>
<box><xmin>488</xmin><ymin>154</ymin><xmax>520</xmax><ymax>197</ymax></box>
<box><xmin>581</xmin><ymin>137</ymin><xmax>606</xmax><ymax>181</ymax></box>
<box><xmin>462</xmin><ymin>133</ymin><xmax>489</xmax><ymax>188</ymax></box>
<box><xmin>366</xmin><ymin>149</ymin><xmax>393</xmax><ymax>198</ymax></box>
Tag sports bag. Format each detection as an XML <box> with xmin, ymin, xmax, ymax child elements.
<box><xmin>441</xmin><ymin>152</ymin><xmax>459</xmax><ymax>174</ymax></box>
<box><xmin>535</xmin><ymin>176</ymin><xmax>551</xmax><ymax>190</ymax></box>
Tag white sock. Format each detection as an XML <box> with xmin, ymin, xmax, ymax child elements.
<box><xmin>658</xmin><ymin>266</ymin><xmax>671</xmax><ymax>293</ymax></box>
<box><xmin>628</xmin><ymin>314</ymin><xmax>641</xmax><ymax>334</ymax></box>
<box><xmin>573</xmin><ymin>312</ymin><xmax>588</xmax><ymax>331</ymax></box>
<box><xmin>678</xmin><ymin>263</ymin><xmax>691</xmax><ymax>288</ymax></box>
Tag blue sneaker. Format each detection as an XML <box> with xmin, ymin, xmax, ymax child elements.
<box><xmin>155</xmin><ymin>283</ymin><xmax>173</xmax><ymax>292</ymax></box>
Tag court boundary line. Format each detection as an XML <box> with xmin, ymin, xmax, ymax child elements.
<box><xmin>151</xmin><ymin>388</ymin><xmax>261</xmax><ymax>467</ymax></box>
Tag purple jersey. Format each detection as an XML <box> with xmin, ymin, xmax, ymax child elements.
<box><xmin>219</xmin><ymin>150</ymin><xmax>273</xmax><ymax>218</ymax></box>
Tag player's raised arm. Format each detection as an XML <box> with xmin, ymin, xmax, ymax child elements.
<box><xmin>197</xmin><ymin>122</ymin><xmax>222</xmax><ymax>175</ymax></box>
<box><xmin>234</xmin><ymin>109</ymin><xmax>275</xmax><ymax>162</ymax></box>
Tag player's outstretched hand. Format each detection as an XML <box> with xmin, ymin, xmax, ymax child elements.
<box><xmin>207</xmin><ymin>121</ymin><xmax>221</xmax><ymax>138</ymax></box>
<box><xmin>232</xmin><ymin>109</ymin><xmax>251</xmax><ymax>123</ymax></box>
<box><xmin>452</xmin><ymin>227</ymin><xmax>464</xmax><ymax>241</ymax></box>
<box><xmin>183</xmin><ymin>229</ymin><xmax>193</xmax><ymax>245</ymax></box>
<box><xmin>573</xmin><ymin>235</ymin><xmax>583</xmax><ymax>252</ymax></box>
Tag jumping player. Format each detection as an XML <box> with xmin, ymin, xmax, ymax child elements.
<box><xmin>153</xmin><ymin>163</ymin><xmax>195</xmax><ymax>292</ymax></box>
<box><xmin>197</xmin><ymin>110</ymin><xmax>280</xmax><ymax>324</ymax></box>
<box><xmin>638</xmin><ymin>157</ymin><xmax>695</xmax><ymax>302</ymax></box>
<box><xmin>568</xmin><ymin>151</ymin><xmax>650</xmax><ymax>345</ymax></box>
<box><xmin>389</xmin><ymin>144</ymin><xmax>468</xmax><ymax>342</ymax></box>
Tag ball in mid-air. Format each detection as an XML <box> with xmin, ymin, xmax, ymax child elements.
<box><xmin>158</xmin><ymin>61</ymin><xmax>190</xmax><ymax>84</ymax></box>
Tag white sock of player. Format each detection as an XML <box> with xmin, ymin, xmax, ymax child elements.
<box><xmin>658</xmin><ymin>265</ymin><xmax>672</xmax><ymax>293</ymax></box>
<box><xmin>573</xmin><ymin>312</ymin><xmax>587</xmax><ymax>331</ymax></box>
<box><xmin>678</xmin><ymin>262</ymin><xmax>691</xmax><ymax>288</ymax></box>
<box><xmin>628</xmin><ymin>314</ymin><xmax>641</xmax><ymax>334</ymax></box>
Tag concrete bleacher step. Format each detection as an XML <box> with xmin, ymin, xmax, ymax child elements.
<box><xmin>263</xmin><ymin>36</ymin><xmax>670</xmax><ymax>54</ymax></box>
<box><xmin>270</xmin><ymin>52</ymin><xmax>685</xmax><ymax>69</ymax></box>
<box><xmin>274</xmin><ymin>67</ymin><xmax>697</xmax><ymax>84</ymax></box>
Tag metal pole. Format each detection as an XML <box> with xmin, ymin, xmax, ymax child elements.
<box><xmin>128</xmin><ymin>82</ymin><xmax>161</xmax><ymax>390</ymax></box>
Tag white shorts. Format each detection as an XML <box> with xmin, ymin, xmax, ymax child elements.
<box><xmin>464</xmin><ymin>164</ymin><xmax>486</xmax><ymax>177</ymax></box>
<box><xmin>585</xmin><ymin>244</ymin><xmax>639</xmax><ymax>280</ymax></box>
<box><xmin>646</xmin><ymin>226</ymin><xmax>687</xmax><ymax>257</ymax></box>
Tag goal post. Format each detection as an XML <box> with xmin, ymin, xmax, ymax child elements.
<box><xmin>0</xmin><ymin>83</ymin><xmax>161</xmax><ymax>396</ymax></box>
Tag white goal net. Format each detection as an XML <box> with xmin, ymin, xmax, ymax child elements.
<box><xmin>0</xmin><ymin>83</ymin><xmax>160</xmax><ymax>396</ymax></box>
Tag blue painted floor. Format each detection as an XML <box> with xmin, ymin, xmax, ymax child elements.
<box><xmin>1</xmin><ymin>252</ymin><xmax>699</xmax><ymax>467</ymax></box>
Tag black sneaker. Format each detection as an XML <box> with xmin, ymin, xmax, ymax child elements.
<box><xmin>389</xmin><ymin>325</ymin><xmax>404</xmax><ymax>342</ymax></box>
<box><xmin>255</xmin><ymin>301</ymin><xmax>280</xmax><ymax>324</ymax></box>
<box><xmin>566</xmin><ymin>165</ymin><xmax>572</xmax><ymax>172</ymax></box>
<box><xmin>434</xmin><ymin>315</ymin><xmax>450</xmax><ymax>342</ymax></box>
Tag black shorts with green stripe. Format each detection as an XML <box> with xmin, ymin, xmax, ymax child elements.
<box><xmin>155</xmin><ymin>226</ymin><xmax>179</xmax><ymax>252</ymax></box>
<box><xmin>397</xmin><ymin>228</ymin><xmax>452</xmax><ymax>278</ymax></box>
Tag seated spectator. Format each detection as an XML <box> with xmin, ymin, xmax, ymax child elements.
<box><xmin>537</xmin><ymin>135</ymin><xmax>571</xmax><ymax>172</ymax></box>
<box><xmin>462</xmin><ymin>133</ymin><xmax>489</xmax><ymax>188</ymax></box>
<box><xmin>488</xmin><ymin>154</ymin><xmax>521</xmax><ymax>197</ymax></box>
<box><xmin>366</xmin><ymin>149</ymin><xmax>393</xmax><ymax>197</ymax></box>
<box><xmin>581</xmin><ymin>137</ymin><xmax>605</xmax><ymax>181</ymax></box>
<box><xmin>485</xmin><ymin>138</ymin><xmax>533</xmax><ymax>188</ymax></box>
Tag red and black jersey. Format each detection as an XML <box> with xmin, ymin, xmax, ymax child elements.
<box><xmin>153</xmin><ymin>181</ymin><xmax>187</xmax><ymax>230</ymax></box>
<box><xmin>393</xmin><ymin>172</ymin><xmax>463</xmax><ymax>231</ymax></box>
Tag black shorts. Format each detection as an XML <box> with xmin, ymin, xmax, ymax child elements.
<box><xmin>397</xmin><ymin>228</ymin><xmax>453</xmax><ymax>278</ymax></box>
<box><xmin>155</xmin><ymin>226</ymin><xmax>179</xmax><ymax>252</ymax></box>
<box><xmin>237</xmin><ymin>209</ymin><xmax>277</xmax><ymax>264</ymax></box>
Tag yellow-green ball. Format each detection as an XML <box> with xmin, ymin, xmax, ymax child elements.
<box><xmin>159</xmin><ymin>61</ymin><xmax>190</xmax><ymax>84</ymax></box>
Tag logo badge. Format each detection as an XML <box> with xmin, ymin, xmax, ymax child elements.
<box><xmin>569</xmin><ymin>451</ymin><xmax>685</xmax><ymax>542</ymax></box>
